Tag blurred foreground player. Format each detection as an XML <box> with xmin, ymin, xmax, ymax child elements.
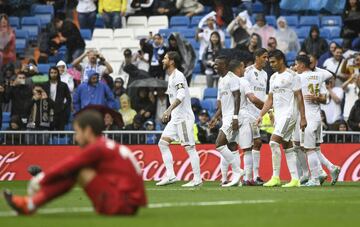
<box><xmin>4</xmin><ymin>110</ymin><xmax>147</xmax><ymax>215</ymax></box>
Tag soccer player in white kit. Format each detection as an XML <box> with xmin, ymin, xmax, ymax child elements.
<box><xmin>256</xmin><ymin>49</ymin><xmax>307</xmax><ymax>187</ymax></box>
<box><xmin>244</xmin><ymin>48</ymin><xmax>269</xmax><ymax>185</ymax></box>
<box><xmin>209</xmin><ymin>56</ymin><xmax>244</xmax><ymax>187</ymax></box>
<box><xmin>156</xmin><ymin>52</ymin><xmax>202</xmax><ymax>187</ymax></box>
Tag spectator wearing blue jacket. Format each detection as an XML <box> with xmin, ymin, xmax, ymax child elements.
<box><xmin>73</xmin><ymin>71</ymin><xmax>119</xmax><ymax>112</ymax></box>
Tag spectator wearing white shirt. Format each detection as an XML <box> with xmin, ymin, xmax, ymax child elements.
<box><xmin>323</xmin><ymin>47</ymin><xmax>346</xmax><ymax>86</ymax></box>
<box><xmin>56</xmin><ymin>60</ymin><xmax>75</xmax><ymax>93</ymax></box>
<box><xmin>71</xmin><ymin>49</ymin><xmax>113</xmax><ymax>83</ymax></box>
<box><xmin>76</xmin><ymin>0</ymin><xmax>97</xmax><ymax>32</ymax></box>
<box><xmin>176</xmin><ymin>0</ymin><xmax>204</xmax><ymax>17</ymax></box>
<box><xmin>321</xmin><ymin>76</ymin><xmax>344</xmax><ymax>128</ymax></box>
<box><xmin>342</xmin><ymin>73</ymin><xmax>360</xmax><ymax>120</ymax></box>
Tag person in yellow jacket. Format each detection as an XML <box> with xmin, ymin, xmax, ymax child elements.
<box><xmin>98</xmin><ymin>0</ymin><xmax>127</xmax><ymax>29</ymax></box>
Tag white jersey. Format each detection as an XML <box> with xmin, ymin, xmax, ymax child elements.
<box><xmin>217</xmin><ymin>72</ymin><xmax>240</xmax><ymax>120</ymax></box>
<box><xmin>238</xmin><ymin>76</ymin><xmax>253</xmax><ymax>121</ymax></box>
<box><xmin>299</xmin><ymin>69</ymin><xmax>332</xmax><ymax>121</ymax></box>
<box><xmin>166</xmin><ymin>69</ymin><xmax>194</xmax><ymax>123</ymax></box>
<box><xmin>269</xmin><ymin>69</ymin><xmax>301</xmax><ymax>120</ymax></box>
<box><xmin>244</xmin><ymin>65</ymin><xmax>268</xmax><ymax>118</ymax></box>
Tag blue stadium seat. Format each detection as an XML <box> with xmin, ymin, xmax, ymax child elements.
<box><xmin>21</xmin><ymin>17</ymin><xmax>41</xmax><ymax>40</ymax></box>
<box><xmin>95</xmin><ymin>17</ymin><xmax>105</xmax><ymax>28</ymax></box>
<box><xmin>320</xmin><ymin>28</ymin><xmax>331</xmax><ymax>39</ymax></box>
<box><xmin>48</xmin><ymin>52</ymin><xmax>65</xmax><ymax>64</ymax></box>
<box><xmin>37</xmin><ymin>64</ymin><xmax>51</xmax><ymax>75</ymax></box>
<box><xmin>159</xmin><ymin>28</ymin><xmax>172</xmax><ymax>38</ymax></box>
<box><xmin>283</xmin><ymin>16</ymin><xmax>298</xmax><ymax>27</ymax></box>
<box><xmin>188</xmin><ymin>39</ymin><xmax>200</xmax><ymax>50</ymax></box>
<box><xmin>332</xmin><ymin>38</ymin><xmax>343</xmax><ymax>46</ymax></box>
<box><xmin>200</xmin><ymin>99</ymin><xmax>217</xmax><ymax>115</ymax></box>
<box><xmin>80</xmin><ymin>29</ymin><xmax>92</xmax><ymax>40</ymax></box>
<box><xmin>321</xmin><ymin>16</ymin><xmax>342</xmax><ymax>27</ymax></box>
<box><xmin>193</xmin><ymin>63</ymin><xmax>201</xmax><ymax>74</ymax></box>
<box><xmin>286</xmin><ymin>51</ymin><xmax>297</xmax><ymax>62</ymax></box>
<box><xmin>252</xmin><ymin>1</ymin><xmax>264</xmax><ymax>14</ymax></box>
<box><xmin>190</xmin><ymin>16</ymin><xmax>202</xmax><ymax>28</ymax></box>
<box><xmin>15</xmin><ymin>29</ymin><xmax>29</xmax><ymax>39</ymax></box>
<box><xmin>36</xmin><ymin>14</ymin><xmax>52</xmax><ymax>28</ymax></box>
<box><xmin>203</xmin><ymin>88</ymin><xmax>218</xmax><ymax>100</ymax></box>
<box><xmin>296</xmin><ymin>27</ymin><xmax>311</xmax><ymax>39</ymax></box>
<box><xmin>2</xmin><ymin>112</ymin><xmax>10</xmax><ymax>123</ymax></box>
<box><xmin>299</xmin><ymin>16</ymin><xmax>320</xmax><ymax>27</ymax></box>
<box><xmin>170</xmin><ymin>16</ymin><xmax>190</xmax><ymax>28</ymax></box>
<box><xmin>16</xmin><ymin>39</ymin><xmax>27</xmax><ymax>56</ymax></box>
<box><xmin>58</xmin><ymin>46</ymin><xmax>67</xmax><ymax>54</ymax></box>
<box><xmin>265</xmin><ymin>16</ymin><xmax>277</xmax><ymax>27</ymax></box>
<box><xmin>329</xmin><ymin>27</ymin><xmax>341</xmax><ymax>39</ymax></box>
<box><xmin>178</xmin><ymin>28</ymin><xmax>195</xmax><ymax>39</ymax></box>
<box><xmin>31</xmin><ymin>4</ymin><xmax>54</xmax><ymax>15</ymax></box>
<box><xmin>50</xmin><ymin>137</ymin><xmax>70</xmax><ymax>145</ymax></box>
<box><xmin>9</xmin><ymin>17</ymin><xmax>20</xmax><ymax>29</ymax></box>
<box><xmin>202</xmin><ymin>6</ymin><xmax>212</xmax><ymax>15</ymax></box>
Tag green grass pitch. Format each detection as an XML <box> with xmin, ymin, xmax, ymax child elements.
<box><xmin>0</xmin><ymin>181</ymin><xmax>359</xmax><ymax>227</ymax></box>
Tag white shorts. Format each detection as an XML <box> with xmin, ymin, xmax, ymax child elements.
<box><xmin>300</xmin><ymin>120</ymin><xmax>322</xmax><ymax>149</ymax></box>
<box><xmin>238</xmin><ymin>121</ymin><xmax>253</xmax><ymax>149</ymax></box>
<box><xmin>220</xmin><ymin>118</ymin><xmax>239</xmax><ymax>144</ymax></box>
<box><xmin>292</xmin><ymin>117</ymin><xmax>301</xmax><ymax>142</ymax></box>
<box><xmin>162</xmin><ymin>119</ymin><xmax>195</xmax><ymax>146</ymax></box>
<box><xmin>273</xmin><ymin>116</ymin><xmax>297</xmax><ymax>142</ymax></box>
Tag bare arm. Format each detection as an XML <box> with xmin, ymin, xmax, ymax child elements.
<box><xmin>71</xmin><ymin>51</ymin><xmax>87</xmax><ymax>67</ymax></box>
<box><xmin>342</xmin><ymin>74</ymin><xmax>355</xmax><ymax>91</ymax></box>
<box><xmin>258</xmin><ymin>93</ymin><xmax>273</xmax><ymax>118</ymax></box>
<box><xmin>295</xmin><ymin>89</ymin><xmax>307</xmax><ymax>130</ymax></box>
<box><xmin>209</xmin><ymin>100</ymin><xmax>222</xmax><ymax>129</ymax></box>
<box><xmin>246</xmin><ymin>93</ymin><xmax>264</xmax><ymax>110</ymax></box>
<box><xmin>327</xmin><ymin>88</ymin><xmax>342</xmax><ymax>104</ymax></box>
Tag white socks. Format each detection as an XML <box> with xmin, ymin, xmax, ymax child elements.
<box><xmin>285</xmin><ymin>147</ymin><xmax>299</xmax><ymax>180</ymax></box>
<box><xmin>158</xmin><ymin>140</ymin><xmax>176</xmax><ymax>179</ymax></box>
<box><xmin>269</xmin><ymin>141</ymin><xmax>281</xmax><ymax>177</ymax></box>
<box><xmin>294</xmin><ymin>145</ymin><xmax>309</xmax><ymax>178</ymax></box>
<box><xmin>217</xmin><ymin>145</ymin><xmax>240</xmax><ymax>174</ymax></box>
<box><xmin>220</xmin><ymin>155</ymin><xmax>229</xmax><ymax>183</ymax></box>
<box><xmin>252</xmin><ymin>149</ymin><xmax>260</xmax><ymax>180</ymax></box>
<box><xmin>307</xmin><ymin>150</ymin><xmax>320</xmax><ymax>180</ymax></box>
<box><xmin>244</xmin><ymin>151</ymin><xmax>253</xmax><ymax>181</ymax></box>
<box><xmin>315</xmin><ymin>147</ymin><xmax>335</xmax><ymax>171</ymax></box>
<box><xmin>185</xmin><ymin>146</ymin><xmax>201</xmax><ymax>182</ymax></box>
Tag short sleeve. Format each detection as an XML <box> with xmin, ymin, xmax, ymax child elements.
<box><xmin>229</xmin><ymin>76</ymin><xmax>240</xmax><ymax>92</ymax></box>
<box><xmin>242</xmin><ymin>79</ymin><xmax>253</xmax><ymax>95</ymax></box>
<box><xmin>269</xmin><ymin>75</ymin><xmax>275</xmax><ymax>93</ymax></box>
<box><xmin>173</xmin><ymin>73</ymin><xmax>186</xmax><ymax>90</ymax></box>
<box><xmin>292</xmin><ymin>74</ymin><xmax>302</xmax><ymax>91</ymax></box>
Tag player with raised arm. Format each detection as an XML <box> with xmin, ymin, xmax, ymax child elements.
<box><xmin>156</xmin><ymin>51</ymin><xmax>202</xmax><ymax>187</ymax></box>
<box><xmin>208</xmin><ymin>56</ymin><xmax>244</xmax><ymax>187</ymax></box>
<box><xmin>244</xmin><ymin>48</ymin><xmax>269</xmax><ymax>185</ymax></box>
<box><xmin>256</xmin><ymin>49</ymin><xmax>307</xmax><ymax>187</ymax></box>
<box><xmin>3</xmin><ymin>110</ymin><xmax>147</xmax><ymax>215</ymax></box>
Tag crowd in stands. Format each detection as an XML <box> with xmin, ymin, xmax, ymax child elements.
<box><xmin>0</xmin><ymin>0</ymin><xmax>360</xmax><ymax>145</ymax></box>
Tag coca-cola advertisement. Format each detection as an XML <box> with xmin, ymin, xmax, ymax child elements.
<box><xmin>0</xmin><ymin>144</ymin><xmax>359</xmax><ymax>182</ymax></box>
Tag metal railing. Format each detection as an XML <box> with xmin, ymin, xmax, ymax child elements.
<box><xmin>0</xmin><ymin>130</ymin><xmax>359</xmax><ymax>145</ymax></box>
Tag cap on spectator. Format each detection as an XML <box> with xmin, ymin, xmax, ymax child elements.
<box><xmin>144</xmin><ymin>120</ymin><xmax>154</xmax><ymax>127</ymax></box>
<box><xmin>124</xmin><ymin>49</ymin><xmax>132</xmax><ymax>57</ymax></box>
<box><xmin>199</xmin><ymin>109</ymin><xmax>209</xmax><ymax>117</ymax></box>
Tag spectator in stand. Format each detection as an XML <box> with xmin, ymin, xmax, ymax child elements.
<box><xmin>99</xmin><ymin>0</ymin><xmax>127</xmax><ymax>29</ymax></box>
<box><xmin>149</xmin><ymin>33</ymin><xmax>167</xmax><ymax>79</ymax></box>
<box><xmin>76</xmin><ymin>0</ymin><xmax>97</xmax><ymax>32</ymax></box>
<box><xmin>144</xmin><ymin>120</ymin><xmax>159</xmax><ymax>144</ymax></box>
<box><xmin>0</xmin><ymin>14</ymin><xmax>15</xmax><ymax>68</ymax></box>
<box><xmin>332</xmin><ymin>119</ymin><xmax>352</xmax><ymax>142</ymax></box>
<box><xmin>321</xmin><ymin>76</ymin><xmax>344</xmax><ymax>129</ymax></box>
<box><xmin>202</xmin><ymin>31</ymin><xmax>223</xmax><ymax>88</ymax></box>
<box><xmin>212</xmin><ymin>0</ymin><xmax>235</xmax><ymax>26</ymax></box>
<box><xmin>56</xmin><ymin>60</ymin><xmax>75</xmax><ymax>93</ymax></box>
<box><xmin>196</xmin><ymin>109</ymin><xmax>218</xmax><ymax>144</ymax></box>
<box><xmin>246</xmin><ymin>14</ymin><xmax>275</xmax><ymax>48</ymax></box>
<box><xmin>113</xmin><ymin>77</ymin><xmax>126</xmax><ymax>98</ymax></box>
<box><xmin>153</xmin><ymin>88</ymin><xmax>168</xmax><ymax>130</ymax></box>
<box><xmin>20</xmin><ymin>59</ymin><xmax>39</xmax><ymax>80</ymax></box>
<box><xmin>320</xmin><ymin>109</ymin><xmax>329</xmax><ymax>131</ymax></box>
<box><xmin>73</xmin><ymin>71</ymin><xmax>118</xmax><ymax>112</ymax></box>
<box><xmin>134</xmin><ymin>39</ymin><xmax>151</xmax><ymax>72</ymax></box>
<box><xmin>118</xmin><ymin>48</ymin><xmax>133</xmax><ymax>79</ymax></box>
<box><xmin>119</xmin><ymin>94</ymin><xmax>137</xmax><ymax>127</ymax></box>
<box><xmin>38</xmin><ymin>0</ymin><xmax>65</xmax><ymax>14</ymax></box>
<box><xmin>317</xmin><ymin>41</ymin><xmax>339</xmax><ymax>68</ymax></box>
<box><xmin>237</xmin><ymin>33</ymin><xmax>262</xmax><ymax>60</ymax></box>
<box><xmin>227</xmin><ymin>14</ymin><xmax>252</xmax><ymax>48</ymax></box>
<box><xmin>196</xmin><ymin>15</ymin><xmax>225</xmax><ymax>61</ymax></box>
<box><xmin>238</xmin><ymin>0</ymin><xmax>253</xmax><ymax>15</ymax></box>
<box><xmin>176</xmin><ymin>0</ymin><xmax>204</xmax><ymax>17</ymax></box>
<box><xmin>4</xmin><ymin>72</ymin><xmax>33</xmax><ymax>121</ymax></box>
<box><xmin>342</xmin><ymin>73</ymin><xmax>360</xmax><ymax>120</ymax></box>
<box><xmin>104</xmin><ymin>113</ymin><xmax>121</xmax><ymax>131</ymax></box>
<box><xmin>260</xmin><ymin>0</ymin><xmax>280</xmax><ymax>17</ymax></box>
<box><xmin>301</xmin><ymin>25</ymin><xmax>328</xmax><ymax>58</ymax></box>
<box><xmin>342</xmin><ymin>0</ymin><xmax>360</xmax><ymax>48</ymax></box>
<box><xmin>4</xmin><ymin>115</ymin><xmax>24</xmax><ymax>145</ymax></box>
<box><xmin>0</xmin><ymin>77</ymin><xmax>3</xmax><ymax>124</ymax></box>
<box><xmin>42</xmin><ymin>67</ymin><xmax>72</xmax><ymax>130</ymax></box>
<box><xmin>72</xmin><ymin>49</ymin><xmax>113</xmax><ymax>82</ymax></box>
<box><xmin>348</xmin><ymin>90</ymin><xmax>360</xmax><ymax>131</ymax></box>
<box><xmin>124</xmin><ymin>114</ymin><xmax>145</xmax><ymax>144</ymax></box>
<box><xmin>267</xmin><ymin>36</ymin><xmax>277</xmax><ymax>52</ymax></box>
<box><xmin>54</xmin><ymin>17</ymin><xmax>85</xmax><ymax>63</ymax></box>
<box><xmin>275</xmin><ymin>17</ymin><xmax>300</xmax><ymax>54</ymax></box>
<box><xmin>128</xmin><ymin>0</ymin><xmax>154</xmax><ymax>16</ymax></box>
<box><xmin>133</xmin><ymin>87</ymin><xmax>155</xmax><ymax>122</ymax></box>
<box><xmin>153</xmin><ymin>0</ymin><xmax>178</xmax><ymax>17</ymax></box>
<box><xmin>323</xmin><ymin>46</ymin><xmax>347</xmax><ymax>86</ymax></box>
<box><xmin>101</xmin><ymin>73</ymin><xmax>114</xmax><ymax>90</ymax></box>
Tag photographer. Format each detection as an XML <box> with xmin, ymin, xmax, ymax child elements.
<box><xmin>4</xmin><ymin>72</ymin><xmax>33</xmax><ymax>122</ymax></box>
<box><xmin>71</xmin><ymin>49</ymin><xmax>113</xmax><ymax>83</ymax></box>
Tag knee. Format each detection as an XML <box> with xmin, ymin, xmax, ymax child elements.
<box><xmin>253</xmin><ymin>138</ymin><xmax>262</xmax><ymax>149</ymax></box>
<box><xmin>184</xmin><ymin>145</ymin><xmax>195</xmax><ymax>152</ymax></box>
<box><xmin>77</xmin><ymin>168</ymin><xmax>96</xmax><ymax>187</ymax></box>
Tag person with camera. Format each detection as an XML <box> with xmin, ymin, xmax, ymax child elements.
<box><xmin>72</xmin><ymin>49</ymin><xmax>113</xmax><ymax>83</ymax></box>
<box><xmin>4</xmin><ymin>72</ymin><xmax>33</xmax><ymax>122</ymax></box>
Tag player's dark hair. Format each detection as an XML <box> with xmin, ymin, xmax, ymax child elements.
<box><xmin>74</xmin><ymin>110</ymin><xmax>104</xmax><ymax>136</ymax></box>
<box><xmin>268</xmin><ymin>49</ymin><xmax>286</xmax><ymax>62</ymax></box>
<box><xmin>296</xmin><ymin>55</ymin><xmax>311</xmax><ymax>68</ymax></box>
<box><xmin>229</xmin><ymin>59</ymin><xmax>243</xmax><ymax>72</ymax></box>
<box><xmin>254</xmin><ymin>48</ymin><xmax>268</xmax><ymax>57</ymax></box>
<box><xmin>167</xmin><ymin>51</ymin><xmax>182</xmax><ymax>69</ymax></box>
<box><xmin>215</xmin><ymin>55</ymin><xmax>229</xmax><ymax>66</ymax></box>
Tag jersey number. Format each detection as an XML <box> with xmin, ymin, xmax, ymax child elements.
<box><xmin>308</xmin><ymin>83</ymin><xmax>320</xmax><ymax>96</ymax></box>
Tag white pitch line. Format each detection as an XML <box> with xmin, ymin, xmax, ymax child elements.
<box><xmin>0</xmin><ymin>200</ymin><xmax>275</xmax><ymax>217</ymax></box>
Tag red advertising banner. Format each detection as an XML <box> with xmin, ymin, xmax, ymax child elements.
<box><xmin>0</xmin><ymin>144</ymin><xmax>359</xmax><ymax>182</ymax></box>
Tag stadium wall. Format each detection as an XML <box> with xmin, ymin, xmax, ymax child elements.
<box><xmin>0</xmin><ymin>145</ymin><xmax>359</xmax><ymax>182</ymax></box>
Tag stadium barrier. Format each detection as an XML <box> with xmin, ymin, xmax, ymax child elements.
<box><xmin>0</xmin><ymin>130</ymin><xmax>360</xmax><ymax>145</ymax></box>
<box><xmin>0</xmin><ymin>144</ymin><xmax>359</xmax><ymax>182</ymax></box>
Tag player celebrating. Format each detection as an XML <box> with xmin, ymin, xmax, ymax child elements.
<box><xmin>209</xmin><ymin>56</ymin><xmax>243</xmax><ymax>187</ymax></box>
<box><xmin>156</xmin><ymin>51</ymin><xmax>202</xmax><ymax>187</ymax></box>
<box><xmin>244</xmin><ymin>48</ymin><xmax>269</xmax><ymax>185</ymax></box>
<box><xmin>256</xmin><ymin>49</ymin><xmax>307</xmax><ymax>187</ymax></box>
<box><xmin>4</xmin><ymin>110</ymin><xmax>147</xmax><ymax>215</ymax></box>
